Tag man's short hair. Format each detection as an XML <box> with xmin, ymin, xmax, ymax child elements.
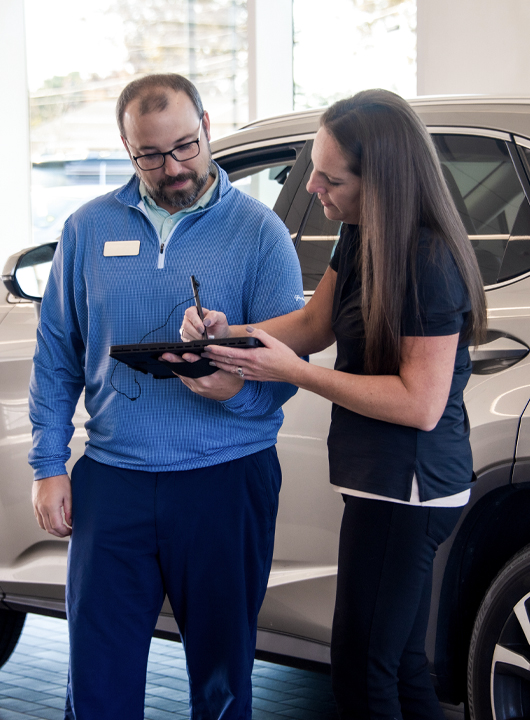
<box><xmin>116</xmin><ymin>74</ymin><xmax>204</xmax><ymax>137</ymax></box>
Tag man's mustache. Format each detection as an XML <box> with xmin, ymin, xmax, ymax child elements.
<box><xmin>159</xmin><ymin>172</ymin><xmax>196</xmax><ymax>189</ymax></box>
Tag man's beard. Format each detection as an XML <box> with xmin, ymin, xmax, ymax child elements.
<box><xmin>142</xmin><ymin>158</ymin><xmax>213</xmax><ymax>210</ymax></box>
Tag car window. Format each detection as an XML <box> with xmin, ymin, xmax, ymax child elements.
<box><xmin>220</xmin><ymin>132</ymin><xmax>530</xmax><ymax>294</ymax></box>
<box><xmin>218</xmin><ymin>140</ymin><xmax>341</xmax><ymax>293</ymax></box>
<box><xmin>230</xmin><ymin>164</ymin><xmax>292</xmax><ymax>208</ymax></box>
<box><xmin>275</xmin><ymin>140</ymin><xmax>341</xmax><ymax>292</ymax></box>
<box><xmin>218</xmin><ymin>143</ymin><xmax>304</xmax><ymax>210</ymax></box>
<box><xmin>293</xmin><ymin>134</ymin><xmax>530</xmax><ymax>291</ymax></box>
<box><xmin>294</xmin><ymin>198</ymin><xmax>341</xmax><ymax>291</ymax></box>
<box><xmin>521</xmin><ymin>147</ymin><xmax>530</xmax><ymax>175</ymax></box>
<box><xmin>432</xmin><ymin>134</ymin><xmax>530</xmax><ymax>285</ymax></box>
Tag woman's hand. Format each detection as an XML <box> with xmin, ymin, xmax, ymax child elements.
<box><xmin>180</xmin><ymin>306</ymin><xmax>231</xmax><ymax>341</ymax></box>
<box><xmin>203</xmin><ymin>327</ymin><xmax>306</xmax><ymax>384</ymax></box>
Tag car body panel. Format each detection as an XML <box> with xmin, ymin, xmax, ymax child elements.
<box><xmin>513</xmin><ymin>400</ymin><xmax>530</xmax><ymax>483</ymax></box>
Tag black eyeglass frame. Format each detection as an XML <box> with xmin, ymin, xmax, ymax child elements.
<box><xmin>129</xmin><ymin>121</ymin><xmax>203</xmax><ymax>171</ymax></box>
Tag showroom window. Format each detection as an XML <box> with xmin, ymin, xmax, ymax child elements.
<box><xmin>293</xmin><ymin>0</ymin><xmax>417</xmax><ymax>110</ymax></box>
<box><xmin>25</xmin><ymin>0</ymin><xmax>248</xmax><ymax>247</ymax></box>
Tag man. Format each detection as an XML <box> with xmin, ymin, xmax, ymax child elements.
<box><xmin>29</xmin><ymin>73</ymin><xmax>304</xmax><ymax>720</ymax></box>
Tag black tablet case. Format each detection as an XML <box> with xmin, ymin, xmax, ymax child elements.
<box><xmin>109</xmin><ymin>337</ymin><xmax>263</xmax><ymax>379</ymax></box>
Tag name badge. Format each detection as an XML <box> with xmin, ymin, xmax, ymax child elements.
<box><xmin>103</xmin><ymin>241</ymin><xmax>140</xmax><ymax>257</ymax></box>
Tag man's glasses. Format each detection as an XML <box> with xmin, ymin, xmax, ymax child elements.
<box><xmin>131</xmin><ymin>122</ymin><xmax>202</xmax><ymax>171</ymax></box>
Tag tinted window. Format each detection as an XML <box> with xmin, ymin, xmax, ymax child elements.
<box><xmin>522</xmin><ymin>147</ymin><xmax>530</xmax><ymax>174</ymax></box>
<box><xmin>276</xmin><ymin>140</ymin><xmax>341</xmax><ymax>292</ymax></box>
<box><xmin>292</xmin><ymin>133</ymin><xmax>530</xmax><ymax>292</ymax></box>
<box><xmin>218</xmin><ymin>144</ymin><xmax>303</xmax><ymax>209</ymax></box>
<box><xmin>219</xmin><ymin>141</ymin><xmax>340</xmax><ymax>293</ymax></box>
<box><xmin>295</xmin><ymin>198</ymin><xmax>341</xmax><ymax>291</ymax></box>
<box><xmin>230</xmin><ymin>164</ymin><xmax>292</xmax><ymax>208</ymax></box>
<box><xmin>432</xmin><ymin>134</ymin><xmax>530</xmax><ymax>285</ymax></box>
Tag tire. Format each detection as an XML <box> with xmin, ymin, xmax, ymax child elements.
<box><xmin>468</xmin><ymin>544</ymin><xmax>530</xmax><ymax>720</ymax></box>
<box><xmin>0</xmin><ymin>609</ymin><xmax>26</xmax><ymax>668</ymax></box>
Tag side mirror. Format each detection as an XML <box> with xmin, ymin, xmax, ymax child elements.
<box><xmin>2</xmin><ymin>242</ymin><xmax>57</xmax><ymax>302</ymax></box>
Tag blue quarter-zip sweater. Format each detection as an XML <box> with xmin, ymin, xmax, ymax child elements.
<box><xmin>29</xmin><ymin>166</ymin><xmax>305</xmax><ymax>480</ymax></box>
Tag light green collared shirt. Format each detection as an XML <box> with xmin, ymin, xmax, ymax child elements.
<box><xmin>139</xmin><ymin>165</ymin><xmax>219</xmax><ymax>245</ymax></box>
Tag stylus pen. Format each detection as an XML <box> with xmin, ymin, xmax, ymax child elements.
<box><xmin>190</xmin><ymin>275</ymin><xmax>209</xmax><ymax>340</ymax></box>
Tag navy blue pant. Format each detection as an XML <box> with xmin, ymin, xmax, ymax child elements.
<box><xmin>64</xmin><ymin>449</ymin><xmax>281</xmax><ymax>720</ymax></box>
<box><xmin>331</xmin><ymin>495</ymin><xmax>462</xmax><ymax>720</ymax></box>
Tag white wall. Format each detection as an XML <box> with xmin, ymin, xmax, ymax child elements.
<box><xmin>417</xmin><ymin>0</ymin><xmax>530</xmax><ymax>96</ymax></box>
<box><xmin>0</xmin><ymin>0</ymin><xmax>32</xmax><ymax>268</ymax></box>
<box><xmin>247</xmin><ymin>0</ymin><xmax>293</xmax><ymax>121</ymax></box>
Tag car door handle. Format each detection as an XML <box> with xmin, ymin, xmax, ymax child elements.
<box><xmin>470</xmin><ymin>330</ymin><xmax>529</xmax><ymax>375</ymax></box>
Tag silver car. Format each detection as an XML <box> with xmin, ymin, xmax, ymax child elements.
<box><xmin>2</xmin><ymin>97</ymin><xmax>530</xmax><ymax>720</ymax></box>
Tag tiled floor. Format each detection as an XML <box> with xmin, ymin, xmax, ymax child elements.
<box><xmin>0</xmin><ymin>614</ymin><xmax>465</xmax><ymax>720</ymax></box>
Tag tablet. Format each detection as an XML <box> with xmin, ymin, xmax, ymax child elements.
<box><xmin>109</xmin><ymin>337</ymin><xmax>264</xmax><ymax>379</ymax></box>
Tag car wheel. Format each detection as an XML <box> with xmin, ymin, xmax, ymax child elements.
<box><xmin>0</xmin><ymin>609</ymin><xmax>26</xmax><ymax>668</ymax></box>
<box><xmin>467</xmin><ymin>544</ymin><xmax>530</xmax><ymax>720</ymax></box>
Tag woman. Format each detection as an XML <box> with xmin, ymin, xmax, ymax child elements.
<box><xmin>173</xmin><ymin>89</ymin><xmax>487</xmax><ymax>720</ymax></box>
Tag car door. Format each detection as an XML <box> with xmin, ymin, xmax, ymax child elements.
<box><xmin>507</xmin><ymin>136</ymin><xmax>530</xmax><ymax>487</ymax></box>
<box><xmin>0</xmin><ymin>301</ymin><xmax>89</xmax><ymax>615</ymax></box>
<box><xmin>428</xmin><ymin>130</ymin><xmax>530</xmax><ymax>486</ymax></box>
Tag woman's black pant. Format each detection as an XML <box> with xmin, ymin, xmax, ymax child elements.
<box><xmin>331</xmin><ymin>495</ymin><xmax>462</xmax><ymax>720</ymax></box>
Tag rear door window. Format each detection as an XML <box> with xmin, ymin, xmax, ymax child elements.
<box><xmin>293</xmin><ymin>197</ymin><xmax>341</xmax><ymax>291</ymax></box>
<box><xmin>284</xmin><ymin>132</ymin><xmax>530</xmax><ymax>292</ymax></box>
<box><xmin>432</xmin><ymin>134</ymin><xmax>530</xmax><ymax>285</ymax></box>
<box><xmin>219</xmin><ymin>131</ymin><xmax>530</xmax><ymax>293</ymax></box>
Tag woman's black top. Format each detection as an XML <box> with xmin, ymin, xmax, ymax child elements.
<box><xmin>328</xmin><ymin>224</ymin><xmax>474</xmax><ymax>502</ymax></box>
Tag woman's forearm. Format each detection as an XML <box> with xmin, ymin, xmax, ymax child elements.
<box><xmin>287</xmin><ymin>359</ymin><xmax>439</xmax><ymax>431</ymax></box>
<box><xmin>232</xmin><ymin>308</ymin><xmax>335</xmax><ymax>357</ymax></box>
<box><xmin>282</xmin><ymin>332</ymin><xmax>458</xmax><ymax>431</ymax></box>
<box><xmin>205</xmin><ymin>332</ymin><xmax>459</xmax><ymax>432</ymax></box>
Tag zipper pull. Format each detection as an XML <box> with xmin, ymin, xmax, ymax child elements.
<box><xmin>160</xmin><ymin>242</ymin><xmax>165</xmax><ymax>255</ymax></box>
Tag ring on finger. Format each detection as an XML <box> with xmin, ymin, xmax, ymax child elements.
<box><xmin>237</xmin><ymin>367</ymin><xmax>244</xmax><ymax>378</ymax></box>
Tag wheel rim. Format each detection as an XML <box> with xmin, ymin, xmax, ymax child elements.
<box><xmin>491</xmin><ymin>590</ymin><xmax>530</xmax><ymax>720</ymax></box>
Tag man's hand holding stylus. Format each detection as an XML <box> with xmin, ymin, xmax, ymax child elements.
<box><xmin>161</xmin><ymin>307</ymin><xmax>242</xmax><ymax>399</ymax></box>
<box><xmin>180</xmin><ymin>307</ymin><xmax>232</xmax><ymax>342</ymax></box>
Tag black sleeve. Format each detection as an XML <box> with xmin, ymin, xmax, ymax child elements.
<box><xmin>330</xmin><ymin>223</ymin><xmax>357</xmax><ymax>273</ymax></box>
<box><xmin>329</xmin><ymin>230</ymin><xmax>344</xmax><ymax>272</ymax></box>
<box><xmin>401</xmin><ymin>233</ymin><xmax>471</xmax><ymax>337</ymax></box>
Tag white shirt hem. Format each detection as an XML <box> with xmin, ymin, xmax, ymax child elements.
<box><xmin>333</xmin><ymin>474</ymin><xmax>470</xmax><ymax>508</ymax></box>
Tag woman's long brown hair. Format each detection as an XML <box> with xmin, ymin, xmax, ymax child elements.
<box><xmin>321</xmin><ymin>89</ymin><xmax>487</xmax><ymax>375</ymax></box>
